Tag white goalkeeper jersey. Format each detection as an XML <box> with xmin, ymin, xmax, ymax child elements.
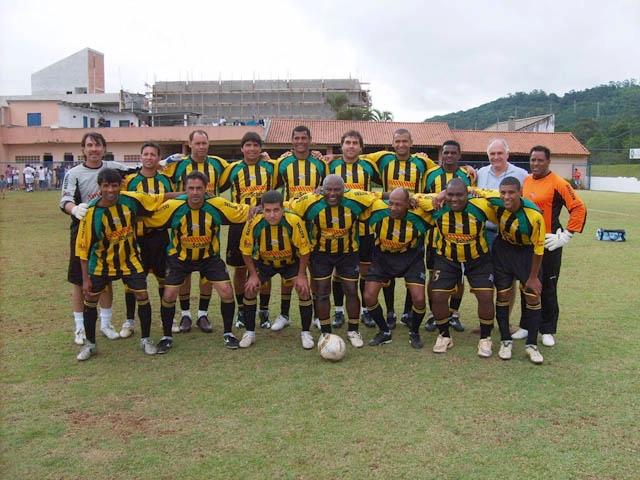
<box><xmin>60</xmin><ymin>161</ymin><xmax>129</xmax><ymax>213</ymax></box>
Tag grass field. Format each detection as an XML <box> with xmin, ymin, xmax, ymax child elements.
<box><xmin>1</xmin><ymin>190</ymin><xmax>639</xmax><ymax>479</ymax></box>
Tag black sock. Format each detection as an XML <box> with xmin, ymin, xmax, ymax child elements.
<box><xmin>199</xmin><ymin>293</ymin><xmax>211</xmax><ymax>312</ymax></box>
<box><xmin>244</xmin><ymin>297</ymin><xmax>257</xmax><ymax>331</ymax></box>
<box><xmin>299</xmin><ymin>297</ymin><xmax>313</xmax><ymax>331</ymax></box>
<box><xmin>179</xmin><ymin>293</ymin><xmax>190</xmax><ymax>312</ymax></box>
<box><xmin>125</xmin><ymin>291</ymin><xmax>136</xmax><ymax>320</ymax></box>
<box><xmin>138</xmin><ymin>299</ymin><xmax>152</xmax><ymax>338</ymax></box>
<box><xmin>161</xmin><ymin>300</ymin><xmax>175</xmax><ymax>337</ymax></box>
<box><xmin>83</xmin><ymin>300</ymin><xmax>98</xmax><ymax>343</ymax></box>
<box><xmin>383</xmin><ymin>279</ymin><xmax>395</xmax><ymax>313</ymax></box>
<box><xmin>221</xmin><ymin>300</ymin><xmax>235</xmax><ymax>334</ymax></box>
<box><xmin>260</xmin><ymin>293</ymin><xmax>270</xmax><ymax>311</ymax></box>
<box><xmin>368</xmin><ymin>302</ymin><xmax>390</xmax><ymax>333</ymax></box>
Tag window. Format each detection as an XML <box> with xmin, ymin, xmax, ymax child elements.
<box><xmin>105</xmin><ymin>152</ymin><xmax>115</xmax><ymax>161</ymax></box>
<box><xmin>124</xmin><ymin>154</ymin><xmax>141</xmax><ymax>162</ymax></box>
<box><xmin>15</xmin><ymin>155</ymin><xmax>41</xmax><ymax>163</ymax></box>
<box><xmin>119</xmin><ymin>120</ymin><xmax>131</xmax><ymax>127</ymax></box>
<box><xmin>90</xmin><ymin>118</ymin><xmax>95</xmax><ymax>128</ymax></box>
<box><xmin>27</xmin><ymin>113</ymin><xmax>42</xmax><ymax>126</ymax></box>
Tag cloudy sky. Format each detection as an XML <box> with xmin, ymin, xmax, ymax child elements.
<box><xmin>1</xmin><ymin>0</ymin><xmax>638</xmax><ymax>122</ymax></box>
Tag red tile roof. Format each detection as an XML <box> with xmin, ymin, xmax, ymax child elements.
<box><xmin>265</xmin><ymin>119</ymin><xmax>453</xmax><ymax>147</ymax></box>
<box><xmin>453</xmin><ymin>130</ymin><xmax>590</xmax><ymax>156</ymax></box>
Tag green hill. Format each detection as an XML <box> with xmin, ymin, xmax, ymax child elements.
<box><xmin>426</xmin><ymin>80</ymin><xmax>640</xmax><ymax>158</ymax></box>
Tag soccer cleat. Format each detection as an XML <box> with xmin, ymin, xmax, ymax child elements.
<box><xmin>235</xmin><ymin>309</ymin><xmax>246</xmax><ymax>329</ymax></box>
<box><xmin>400</xmin><ymin>312</ymin><xmax>413</xmax><ymax>328</ymax></box>
<box><xmin>74</xmin><ymin>328</ymin><xmax>86</xmax><ymax>346</ymax></box>
<box><xmin>312</xmin><ymin>318</ymin><xmax>321</xmax><ymax>330</ymax></box>
<box><xmin>448</xmin><ymin>313</ymin><xmax>465</xmax><ymax>332</ymax></box>
<box><xmin>140</xmin><ymin>338</ymin><xmax>158</xmax><ymax>355</ymax></box>
<box><xmin>239</xmin><ymin>331</ymin><xmax>255</xmax><ymax>348</ymax></box>
<box><xmin>156</xmin><ymin>337</ymin><xmax>173</xmax><ymax>354</ymax></box>
<box><xmin>100</xmin><ymin>324</ymin><xmax>120</xmax><ymax>340</ymax></box>
<box><xmin>368</xmin><ymin>331</ymin><xmax>392</xmax><ymax>346</ymax></box>
<box><xmin>179</xmin><ymin>315</ymin><xmax>192</xmax><ymax>333</ymax></box>
<box><xmin>196</xmin><ymin>315</ymin><xmax>213</xmax><ymax>333</ymax></box>
<box><xmin>301</xmin><ymin>331</ymin><xmax>314</xmax><ymax>350</ymax></box>
<box><xmin>347</xmin><ymin>330</ymin><xmax>364</xmax><ymax>348</ymax></box>
<box><xmin>478</xmin><ymin>338</ymin><xmax>493</xmax><ymax>358</ymax></box>
<box><xmin>332</xmin><ymin>311</ymin><xmax>345</xmax><ymax>328</ymax></box>
<box><xmin>119</xmin><ymin>321</ymin><xmax>135</xmax><ymax>338</ymax></box>
<box><xmin>424</xmin><ymin>314</ymin><xmax>437</xmax><ymax>332</ymax></box>
<box><xmin>511</xmin><ymin>328</ymin><xmax>528</xmax><ymax>340</ymax></box>
<box><xmin>361</xmin><ymin>310</ymin><xmax>376</xmax><ymax>328</ymax></box>
<box><xmin>409</xmin><ymin>331</ymin><xmax>423</xmax><ymax>349</ymax></box>
<box><xmin>171</xmin><ymin>320</ymin><xmax>181</xmax><ymax>334</ymax></box>
<box><xmin>526</xmin><ymin>345</ymin><xmax>544</xmax><ymax>364</ymax></box>
<box><xmin>541</xmin><ymin>334</ymin><xmax>555</xmax><ymax>347</ymax></box>
<box><xmin>433</xmin><ymin>334</ymin><xmax>453</xmax><ymax>354</ymax></box>
<box><xmin>270</xmin><ymin>314</ymin><xmax>290</xmax><ymax>331</ymax></box>
<box><xmin>77</xmin><ymin>342</ymin><xmax>97</xmax><ymax>361</ymax></box>
<box><xmin>223</xmin><ymin>333</ymin><xmax>240</xmax><ymax>349</ymax></box>
<box><xmin>387</xmin><ymin>312</ymin><xmax>397</xmax><ymax>330</ymax></box>
<box><xmin>258</xmin><ymin>310</ymin><xmax>271</xmax><ymax>329</ymax></box>
<box><xmin>498</xmin><ymin>340</ymin><xmax>513</xmax><ymax>360</ymax></box>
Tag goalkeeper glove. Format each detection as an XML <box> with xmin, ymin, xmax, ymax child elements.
<box><xmin>544</xmin><ymin>228</ymin><xmax>572</xmax><ymax>251</ymax></box>
<box><xmin>71</xmin><ymin>203</ymin><xmax>88</xmax><ymax>220</ymax></box>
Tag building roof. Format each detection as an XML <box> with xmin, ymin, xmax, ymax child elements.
<box><xmin>264</xmin><ymin>119</ymin><xmax>453</xmax><ymax>147</ymax></box>
<box><xmin>453</xmin><ymin>130</ymin><xmax>590</xmax><ymax>156</ymax></box>
<box><xmin>484</xmin><ymin>114</ymin><xmax>554</xmax><ymax>132</ymax></box>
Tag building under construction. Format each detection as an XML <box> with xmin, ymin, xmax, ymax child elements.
<box><xmin>150</xmin><ymin>79</ymin><xmax>371</xmax><ymax>126</ymax></box>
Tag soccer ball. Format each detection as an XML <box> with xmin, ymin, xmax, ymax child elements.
<box><xmin>318</xmin><ymin>333</ymin><xmax>346</xmax><ymax>362</ymax></box>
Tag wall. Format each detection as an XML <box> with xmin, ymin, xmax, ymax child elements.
<box><xmin>590</xmin><ymin>176</ymin><xmax>640</xmax><ymax>193</ymax></box>
<box><xmin>5</xmin><ymin>102</ymin><xmax>60</xmax><ymax>126</ymax></box>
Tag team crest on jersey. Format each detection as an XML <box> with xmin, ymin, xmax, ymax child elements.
<box><xmin>250</xmin><ymin>175</ymin><xmax>256</xmax><ymax>181</ymax></box>
<box><xmin>113</xmin><ymin>217</ymin><xmax>121</xmax><ymax>224</ymax></box>
<box><xmin>393</xmin><ymin>230</ymin><xmax>400</xmax><ymax>237</ymax></box>
<box><xmin>192</xmin><ymin>224</ymin><xmax>199</xmax><ymax>230</ymax></box>
<box><xmin>271</xmin><ymin>240</ymin><xmax>279</xmax><ymax>246</ymax></box>
<box><xmin>298</xmin><ymin>174</ymin><xmax>306</xmax><ymax>181</ymax></box>
<box><xmin>399</xmin><ymin>170</ymin><xmax>406</xmax><ymax>175</ymax></box>
<box><xmin>346</xmin><ymin>171</ymin><xmax>353</xmax><ymax>177</ymax></box>
<box><xmin>331</xmin><ymin>218</ymin><xmax>340</xmax><ymax>224</ymax></box>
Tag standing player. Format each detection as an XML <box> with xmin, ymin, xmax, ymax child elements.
<box><xmin>119</xmin><ymin>142</ymin><xmax>174</xmax><ymax>338</ymax></box>
<box><xmin>60</xmin><ymin>132</ymin><xmax>131</xmax><ymax>345</ymax></box>
<box><xmin>143</xmin><ymin>171</ymin><xmax>254</xmax><ymax>353</ymax></box>
<box><xmin>218</xmin><ymin>132</ymin><xmax>277</xmax><ymax>330</ymax></box>
<box><xmin>23</xmin><ymin>164</ymin><xmax>36</xmax><ymax>192</ymax></box>
<box><xmin>515</xmin><ymin>145</ymin><xmax>587</xmax><ymax>347</ymax></box>
<box><xmin>162</xmin><ymin>130</ymin><xmax>228</xmax><ymax>333</ymax></box>
<box><xmin>422</xmin><ymin>140</ymin><xmax>473</xmax><ymax>333</ymax></box>
<box><xmin>485</xmin><ymin>176</ymin><xmax>546</xmax><ymax>364</ymax></box>
<box><xmin>328</xmin><ymin>130</ymin><xmax>380</xmax><ymax>328</ymax></box>
<box><xmin>364</xmin><ymin>188</ymin><xmax>434</xmax><ymax>349</ymax></box>
<box><xmin>239</xmin><ymin>190</ymin><xmax>313</xmax><ymax>348</ymax></box>
<box><xmin>286</xmin><ymin>175</ymin><xmax>380</xmax><ymax>348</ymax></box>
<box><xmin>75</xmin><ymin>168</ymin><xmax>166</xmax><ymax>361</ymax></box>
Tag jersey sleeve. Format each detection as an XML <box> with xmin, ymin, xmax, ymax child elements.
<box><xmin>561</xmin><ymin>183</ymin><xmax>587</xmax><ymax>233</ymax></box>
<box><xmin>240</xmin><ymin>217</ymin><xmax>258</xmax><ymax>257</ymax></box>
<box><xmin>210</xmin><ymin>198</ymin><xmax>251</xmax><ymax>224</ymax></box>
<box><xmin>529</xmin><ymin>210</ymin><xmax>546</xmax><ymax>256</ymax></box>
<box><xmin>143</xmin><ymin>199</ymin><xmax>181</xmax><ymax>230</ymax></box>
<box><xmin>60</xmin><ymin>168</ymin><xmax>79</xmax><ymax>211</ymax></box>
<box><xmin>290</xmin><ymin>215</ymin><xmax>311</xmax><ymax>256</ymax></box>
<box><xmin>75</xmin><ymin>209</ymin><xmax>94</xmax><ymax>261</ymax></box>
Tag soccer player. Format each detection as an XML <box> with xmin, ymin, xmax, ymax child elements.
<box><xmin>328</xmin><ymin>130</ymin><xmax>380</xmax><ymax>328</ymax></box>
<box><xmin>23</xmin><ymin>164</ymin><xmax>36</xmax><ymax>192</ymax></box>
<box><xmin>239</xmin><ymin>190</ymin><xmax>313</xmax><ymax>349</ymax></box>
<box><xmin>365</xmin><ymin>129</ymin><xmax>436</xmax><ymax>328</ymax></box>
<box><xmin>162</xmin><ymin>130</ymin><xmax>229</xmax><ymax>333</ymax></box>
<box><xmin>119</xmin><ymin>142</ymin><xmax>174</xmax><ymax>338</ymax></box>
<box><xmin>514</xmin><ymin>145</ymin><xmax>587</xmax><ymax>347</ymax></box>
<box><xmin>422</xmin><ymin>179</ymin><xmax>499</xmax><ymax>357</ymax></box>
<box><xmin>218</xmin><ymin>132</ymin><xmax>277</xmax><ymax>330</ymax></box>
<box><xmin>75</xmin><ymin>168</ymin><xmax>167</xmax><ymax>361</ymax></box>
<box><xmin>286</xmin><ymin>175</ymin><xmax>380</xmax><ymax>348</ymax></box>
<box><xmin>423</xmin><ymin>140</ymin><xmax>474</xmax><ymax>333</ymax></box>
<box><xmin>143</xmin><ymin>171</ymin><xmax>254</xmax><ymax>353</ymax></box>
<box><xmin>60</xmin><ymin>132</ymin><xmax>131</xmax><ymax>345</ymax></box>
<box><xmin>486</xmin><ymin>176</ymin><xmax>546</xmax><ymax>364</ymax></box>
<box><xmin>364</xmin><ymin>188</ymin><xmax>434</xmax><ymax>349</ymax></box>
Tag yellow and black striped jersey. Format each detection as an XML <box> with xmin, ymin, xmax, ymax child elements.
<box><xmin>424</xmin><ymin>166</ymin><xmax>473</xmax><ymax>193</ymax></box>
<box><xmin>275</xmin><ymin>154</ymin><xmax>327</xmax><ymax>200</ymax></box>
<box><xmin>287</xmin><ymin>189</ymin><xmax>380</xmax><ymax>254</ymax></box>
<box><xmin>122</xmin><ymin>171</ymin><xmax>174</xmax><ymax>236</ymax></box>
<box><xmin>367</xmin><ymin>198</ymin><xmax>434</xmax><ymax>253</ymax></box>
<box><xmin>162</xmin><ymin>155</ymin><xmax>228</xmax><ymax>195</ymax></box>
<box><xmin>144</xmin><ymin>196</ymin><xmax>249</xmax><ymax>261</ymax></box>
<box><xmin>416</xmin><ymin>194</ymin><xmax>499</xmax><ymax>262</ymax></box>
<box><xmin>483</xmin><ymin>196</ymin><xmax>546</xmax><ymax>255</ymax></box>
<box><xmin>240</xmin><ymin>211</ymin><xmax>311</xmax><ymax>267</ymax></box>
<box><xmin>218</xmin><ymin>159</ymin><xmax>277</xmax><ymax>205</ymax></box>
<box><xmin>365</xmin><ymin>151</ymin><xmax>436</xmax><ymax>193</ymax></box>
<box><xmin>76</xmin><ymin>191</ymin><xmax>165</xmax><ymax>276</ymax></box>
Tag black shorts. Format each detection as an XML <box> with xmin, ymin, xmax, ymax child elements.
<box><xmin>67</xmin><ymin>222</ymin><xmax>82</xmax><ymax>286</ymax></box>
<box><xmin>358</xmin><ymin>234</ymin><xmax>374</xmax><ymax>264</ymax></box>
<box><xmin>225</xmin><ymin>224</ymin><xmax>245</xmax><ymax>267</ymax></box>
<box><xmin>310</xmin><ymin>251</ymin><xmax>359</xmax><ymax>281</ymax></box>
<box><xmin>431</xmin><ymin>254</ymin><xmax>494</xmax><ymax>293</ymax></box>
<box><xmin>366</xmin><ymin>246</ymin><xmax>426</xmax><ymax>286</ymax></box>
<box><xmin>165</xmin><ymin>255</ymin><xmax>231</xmax><ymax>287</ymax></box>
<box><xmin>491</xmin><ymin>236</ymin><xmax>539</xmax><ymax>292</ymax></box>
<box><xmin>90</xmin><ymin>271</ymin><xmax>147</xmax><ymax>295</ymax></box>
<box><xmin>139</xmin><ymin>229</ymin><xmax>169</xmax><ymax>279</ymax></box>
<box><xmin>255</xmin><ymin>259</ymin><xmax>300</xmax><ymax>286</ymax></box>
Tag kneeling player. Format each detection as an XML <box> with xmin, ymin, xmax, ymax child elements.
<box><xmin>239</xmin><ymin>190</ymin><xmax>313</xmax><ymax>348</ymax></box>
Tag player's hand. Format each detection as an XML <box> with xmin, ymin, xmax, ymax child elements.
<box><xmin>545</xmin><ymin>228</ymin><xmax>572</xmax><ymax>251</ymax></box>
<box><xmin>248</xmin><ymin>205</ymin><xmax>261</xmax><ymax>222</ymax></box>
<box><xmin>310</xmin><ymin>150</ymin><xmax>324</xmax><ymax>161</ymax></box>
<box><xmin>259</xmin><ymin>152</ymin><xmax>271</xmax><ymax>161</ymax></box>
<box><xmin>71</xmin><ymin>203</ymin><xmax>88</xmax><ymax>220</ymax></box>
<box><xmin>244</xmin><ymin>274</ymin><xmax>261</xmax><ymax>298</ymax></box>
<box><xmin>524</xmin><ymin>277</ymin><xmax>542</xmax><ymax>297</ymax></box>
<box><xmin>462</xmin><ymin>165</ymin><xmax>477</xmax><ymax>184</ymax></box>
<box><xmin>432</xmin><ymin>191</ymin><xmax>447</xmax><ymax>210</ymax></box>
<box><xmin>293</xmin><ymin>274</ymin><xmax>310</xmax><ymax>299</ymax></box>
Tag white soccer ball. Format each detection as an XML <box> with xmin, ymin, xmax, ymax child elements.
<box><xmin>318</xmin><ymin>333</ymin><xmax>346</xmax><ymax>362</ymax></box>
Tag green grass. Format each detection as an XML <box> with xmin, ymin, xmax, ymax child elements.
<box><xmin>1</xmin><ymin>190</ymin><xmax>639</xmax><ymax>479</ymax></box>
<box><xmin>590</xmin><ymin>163</ymin><xmax>640</xmax><ymax>178</ymax></box>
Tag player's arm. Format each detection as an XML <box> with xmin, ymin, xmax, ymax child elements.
<box><xmin>242</xmin><ymin>254</ymin><xmax>262</xmax><ymax>298</ymax></box>
<box><xmin>562</xmin><ymin>183</ymin><xmax>587</xmax><ymax>234</ymax></box>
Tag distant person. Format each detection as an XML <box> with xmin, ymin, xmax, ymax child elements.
<box><xmin>23</xmin><ymin>165</ymin><xmax>36</xmax><ymax>192</ymax></box>
<box><xmin>514</xmin><ymin>146</ymin><xmax>587</xmax><ymax>347</ymax></box>
<box><xmin>12</xmin><ymin>168</ymin><xmax>20</xmax><ymax>189</ymax></box>
<box><xmin>0</xmin><ymin>175</ymin><xmax>7</xmax><ymax>199</ymax></box>
<box><xmin>5</xmin><ymin>165</ymin><xmax>13</xmax><ymax>190</ymax></box>
<box><xmin>38</xmin><ymin>166</ymin><xmax>47</xmax><ymax>190</ymax></box>
<box><xmin>573</xmin><ymin>168</ymin><xmax>582</xmax><ymax>189</ymax></box>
